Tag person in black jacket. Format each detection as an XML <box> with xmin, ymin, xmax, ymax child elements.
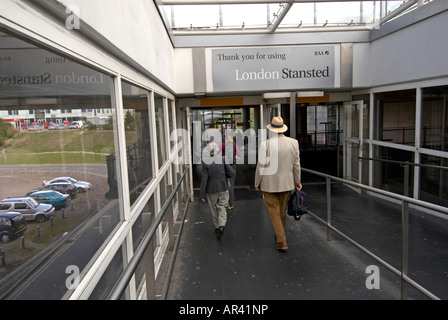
<box><xmin>200</xmin><ymin>142</ymin><xmax>235</xmax><ymax>239</ymax></box>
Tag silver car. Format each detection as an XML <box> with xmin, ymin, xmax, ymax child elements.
<box><xmin>0</xmin><ymin>197</ymin><xmax>55</xmax><ymax>223</ymax></box>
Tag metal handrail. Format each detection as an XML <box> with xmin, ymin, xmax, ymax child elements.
<box><xmin>301</xmin><ymin>167</ymin><xmax>445</xmax><ymax>300</ymax></box>
<box><xmin>359</xmin><ymin>157</ymin><xmax>448</xmax><ymax>171</ymax></box>
<box><xmin>107</xmin><ymin>165</ymin><xmax>189</xmax><ymax>300</ymax></box>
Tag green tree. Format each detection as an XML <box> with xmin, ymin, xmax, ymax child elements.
<box><xmin>124</xmin><ymin>110</ymin><xmax>136</xmax><ymax>131</ymax></box>
<box><xmin>0</xmin><ymin>119</ymin><xmax>15</xmax><ymax>147</ymax></box>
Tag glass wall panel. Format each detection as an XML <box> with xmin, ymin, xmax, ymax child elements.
<box><xmin>168</xmin><ymin>100</ymin><xmax>175</xmax><ymax>149</ymax></box>
<box><xmin>0</xmin><ymin>31</ymin><xmax>119</xmax><ymax>299</ymax></box>
<box><xmin>159</xmin><ymin>172</ymin><xmax>169</xmax><ymax>237</ymax></box>
<box><xmin>316</xmin><ymin>2</ymin><xmax>363</xmax><ymax>24</ymax></box>
<box><xmin>171</xmin><ymin>161</ymin><xmax>179</xmax><ymax>218</ymax></box>
<box><xmin>421</xmin><ymin>86</ymin><xmax>448</xmax><ymax>151</ymax></box>
<box><xmin>88</xmin><ymin>245</ymin><xmax>124</xmax><ymax>300</ymax></box>
<box><xmin>374</xmin><ymin>90</ymin><xmax>416</xmax><ymax>146</ymax></box>
<box><xmin>420</xmin><ymin>155</ymin><xmax>448</xmax><ymax>207</ymax></box>
<box><xmin>169</xmin><ymin>5</ymin><xmax>219</xmax><ymax>28</ymax></box>
<box><xmin>305</xmin><ymin>104</ymin><xmax>342</xmax><ymax>149</ymax></box>
<box><xmin>221</xmin><ymin>4</ymin><xmax>267</xmax><ymax>28</ymax></box>
<box><xmin>132</xmin><ymin>195</ymin><xmax>156</xmax><ymax>290</ymax></box>
<box><xmin>280</xmin><ymin>3</ymin><xmax>315</xmax><ymax>26</ymax></box>
<box><xmin>345</xmin><ymin>141</ymin><xmax>360</xmax><ymax>182</ymax></box>
<box><xmin>372</xmin><ymin>145</ymin><xmax>414</xmax><ymax>196</ymax></box>
<box><xmin>121</xmin><ymin>82</ymin><xmax>153</xmax><ymax>206</ymax></box>
<box><xmin>154</xmin><ymin>93</ymin><xmax>167</xmax><ymax>169</ymax></box>
<box><xmin>352</xmin><ymin>94</ymin><xmax>371</xmax><ymax>140</ymax></box>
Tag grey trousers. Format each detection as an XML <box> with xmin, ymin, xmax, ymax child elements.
<box><xmin>228</xmin><ymin>176</ymin><xmax>235</xmax><ymax>206</ymax></box>
<box><xmin>206</xmin><ymin>192</ymin><xmax>229</xmax><ymax>228</ymax></box>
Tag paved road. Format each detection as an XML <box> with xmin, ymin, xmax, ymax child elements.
<box><xmin>0</xmin><ymin>163</ymin><xmax>115</xmax><ymax>300</ymax></box>
<box><xmin>0</xmin><ymin>164</ymin><xmax>107</xmax><ymax>177</ymax></box>
<box><xmin>7</xmin><ymin>200</ymin><xmax>121</xmax><ymax>300</ymax></box>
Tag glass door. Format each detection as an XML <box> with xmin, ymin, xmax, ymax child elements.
<box><xmin>343</xmin><ymin>101</ymin><xmax>363</xmax><ymax>183</ymax></box>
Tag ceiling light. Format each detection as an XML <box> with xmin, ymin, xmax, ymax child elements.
<box><xmin>263</xmin><ymin>92</ymin><xmax>290</xmax><ymax>99</ymax></box>
<box><xmin>296</xmin><ymin>91</ymin><xmax>324</xmax><ymax>97</ymax></box>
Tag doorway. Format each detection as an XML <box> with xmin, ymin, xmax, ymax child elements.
<box><xmin>189</xmin><ymin>106</ymin><xmax>260</xmax><ymax>188</ymax></box>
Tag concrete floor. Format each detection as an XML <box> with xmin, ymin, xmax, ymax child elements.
<box><xmin>166</xmin><ymin>184</ymin><xmax>448</xmax><ymax>300</ymax></box>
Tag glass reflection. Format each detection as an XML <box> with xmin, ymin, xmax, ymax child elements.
<box><xmin>121</xmin><ymin>82</ymin><xmax>153</xmax><ymax>206</ymax></box>
<box><xmin>374</xmin><ymin>90</ymin><xmax>416</xmax><ymax>146</ymax></box>
<box><xmin>132</xmin><ymin>195</ymin><xmax>155</xmax><ymax>290</ymax></box>
<box><xmin>154</xmin><ymin>93</ymin><xmax>167</xmax><ymax>169</ymax></box>
<box><xmin>421</xmin><ymin>86</ymin><xmax>448</xmax><ymax>152</ymax></box>
<box><xmin>0</xmin><ymin>31</ymin><xmax>119</xmax><ymax>299</ymax></box>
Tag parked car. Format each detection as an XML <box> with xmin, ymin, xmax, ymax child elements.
<box><xmin>27</xmin><ymin>124</ymin><xmax>43</xmax><ymax>131</ymax></box>
<box><xmin>0</xmin><ymin>197</ymin><xmax>55</xmax><ymax>223</ymax></box>
<box><xmin>28</xmin><ymin>190</ymin><xmax>71</xmax><ymax>210</ymax></box>
<box><xmin>0</xmin><ymin>212</ymin><xmax>27</xmax><ymax>243</ymax></box>
<box><xmin>27</xmin><ymin>182</ymin><xmax>78</xmax><ymax>198</ymax></box>
<box><xmin>68</xmin><ymin>120</ymin><xmax>85</xmax><ymax>129</ymax></box>
<box><xmin>48</xmin><ymin>123</ymin><xmax>66</xmax><ymax>130</ymax></box>
<box><xmin>42</xmin><ymin>177</ymin><xmax>92</xmax><ymax>193</ymax></box>
<box><xmin>42</xmin><ymin>182</ymin><xmax>77</xmax><ymax>197</ymax></box>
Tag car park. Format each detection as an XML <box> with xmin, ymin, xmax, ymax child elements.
<box><xmin>0</xmin><ymin>212</ymin><xmax>27</xmax><ymax>243</ymax></box>
<box><xmin>28</xmin><ymin>190</ymin><xmax>71</xmax><ymax>210</ymax></box>
<box><xmin>42</xmin><ymin>177</ymin><xmax>92</xmax><ymax>193</ymax></box>
<box><xmin>0</xmin><ymin>197</ymin><xmax>55</xmax><ymax>223</ymax></box>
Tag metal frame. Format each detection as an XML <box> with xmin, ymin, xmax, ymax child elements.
<box><xmin>163</xmin><ymin>0</ymin><xmax>396</xmax><ymax>4</ymax></box>
<box><xmin>302</xmin><ymin>167</ymin><xmax>444</xmax><ymax>300</ymax></box>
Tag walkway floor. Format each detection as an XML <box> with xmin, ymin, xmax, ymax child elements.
<box><xmin>166</xmin><ymin>184</ymin><xmax>448</xmax><ymax>300</ymax></box>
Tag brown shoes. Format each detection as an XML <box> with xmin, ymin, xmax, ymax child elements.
<box><xmin>276</xmin><ymin>242</ymin><xmax>288</xmax><ymax>252</ymax></box>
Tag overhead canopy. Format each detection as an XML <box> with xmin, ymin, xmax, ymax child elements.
<box><xmin>157</xmin><ymin>0</ymin><xmax>424</xmax><ymax>35</ymax></box>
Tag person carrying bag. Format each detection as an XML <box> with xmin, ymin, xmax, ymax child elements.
<box><xmin>255</xmin><ymin>116</ymin><xmax>302</xmax><ymax>252</ymax></box>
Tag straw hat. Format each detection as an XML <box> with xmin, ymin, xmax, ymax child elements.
<box><xmin>267</xmin><ymin>116</ymin><xmax>288</xmax><ymax>133</ymax></box>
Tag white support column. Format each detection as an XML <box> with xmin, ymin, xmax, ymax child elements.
<box><xmin>186</xmin><ymin>107</ymin><xmax>194</xmax><ymax>201</ymax></box>
<box><xmin>163</xmin><ymin>97</ymin><xmax>171</xmax><ymax>185</ymax></box>
<box><xmin>369</xmin><ymin>92</ymin><xmax>375</xmax><ymax>187</ymax></box>
<box><xmin>148</xmin><ymin>91</ymin><xmax>159</xmax><ymax>178</ymax></box>
<box><xmin>114</xmin><ymin>75</ymin><xmax>136</xmax><ymax>299</ymax></box>
<box><xmin>414</xmin><ymin>87</ymin><xmax>422</xmax><ymax>200</ymax></box>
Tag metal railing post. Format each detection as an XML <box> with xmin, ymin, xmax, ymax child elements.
<box><xmin>402</xmin><ymin>162</ymin><xmax>410</xmax><ymax>197</ymax></box>
<box><xmin>326</xmin><ymin>177</ymin><xmax>332</xmax><ymax>241</ymax></box>
<box><xmin>401</xmin><ymin>199</ymin><xmax>409</xmax><ymax>300</ymax></box>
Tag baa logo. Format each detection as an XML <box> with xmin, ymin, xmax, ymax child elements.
<box><xmin>315</xmin><ymin>50</ymin><xmax>330</xmax><ymax>56</ymax></box>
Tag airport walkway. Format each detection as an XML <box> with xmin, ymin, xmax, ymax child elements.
<box><xmin>166</xmin><ymin>184</ymin><xmax>448</xmax><ymax>300</ymax></box>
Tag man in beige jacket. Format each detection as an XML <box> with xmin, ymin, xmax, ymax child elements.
<box><xmin>255</xmin><ymin>116</ymin><xmax>302</xmax><ymax>252</ymax></box>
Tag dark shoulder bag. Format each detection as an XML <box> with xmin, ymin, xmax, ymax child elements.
<box><xmin>287</xmin><ymin>189</ymin><xmax>308</xmax><ymax>221</ymax></box>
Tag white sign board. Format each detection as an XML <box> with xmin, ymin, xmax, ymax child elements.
<box><xmin>211</xmin><ymin>45</ymin><xmax>339</xmax><ymax>92</ymax></box>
